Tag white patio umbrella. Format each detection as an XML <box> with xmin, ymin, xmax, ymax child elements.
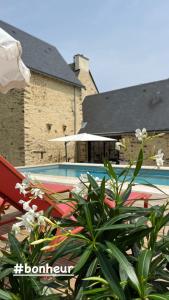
<box><xmin>49</xmin><ymin>133</ymin><xmax>116</xmax><ymax>142</ymax></box>
<box><xmin>0</xmin><ymin>28</ymin><xmax>30</xmax><ymax>94</ymax></box>
<box><xmin>49</xmin><ymin>133</ymin><xmax>116</xmax><ymax>161</ymax></box>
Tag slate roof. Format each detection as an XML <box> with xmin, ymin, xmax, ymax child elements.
<box><xmin>0</xmin><ymin>20</ymin><xmax>83</xmax><ymax>88</ymax></box>
<box><xmin>80</xmin><ymin>78</ymin><xmax>169</xmax><ymax>135</ymax></box>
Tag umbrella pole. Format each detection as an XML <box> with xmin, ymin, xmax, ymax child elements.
<box><xmin>64</xmin><ymin>142</ymin><xmax>68</xmax><ymax>162</ymax></box>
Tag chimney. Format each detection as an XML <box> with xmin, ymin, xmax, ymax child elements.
<box><xmin>74</xmin><ymin>54</ymin><xmax>89</xmax><ymax>72</ymax></box>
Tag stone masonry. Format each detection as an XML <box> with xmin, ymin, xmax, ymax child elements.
<box><xmin>76</xmin><ymin>132</ymin><xmax>169</xmax><ymax>166</ymax></box>
<box><xmin>119</xmin><ymin>133</ymin><xmax>169</xmax><ymax>166</ymax></box>
<box><xmin>0</xmin><ymin>89</ymin><xmax>25</xmax><ymax>166</ymax></box>
<box><xmin>0</xmin><ymin>55</ymin><xmax>98</xmax><ymax>166</ymax></box>
<box><xmin>24</xmin><ymin>71</ymin><xmax>82</xmax><ymax>166</ymax></box>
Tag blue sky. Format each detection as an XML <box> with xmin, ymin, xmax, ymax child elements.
<box><xmin>1</xmin><ymin>0</ymin><xmax>169</xmax><ymax>92</ymax></box>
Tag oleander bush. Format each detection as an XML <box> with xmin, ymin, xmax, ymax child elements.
<box><xmin>0</xmin><ymin>129</ymin><xmax>169</xmax><ymax>300</ymax></box>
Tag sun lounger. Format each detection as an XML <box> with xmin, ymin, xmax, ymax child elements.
<box><xmin>0</xmin><ymin>156</ymin><xmax>73</xmax><ymax>221</ymax></box>
<box><xmin>0</xmin><ymin>155</ymin><xmax>152</xmax><ymax>244</ymax></box>
<box><xmin>104</xmin><ymin>191</ymin><xmax>151</xmax><ymax>208</ymax></box>
<box><xmin>48</xmin><ymin>190</ymin><xmax>152</xmax><ymax>250</ymax></box>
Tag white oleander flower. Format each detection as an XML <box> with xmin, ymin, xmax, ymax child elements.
<box><xmin>155</xmin><ymin>149</ymin><xmax>164</xmax><ymax>168</ymax></box>
<box><xmin>31</xmin><ymin>188</ymin><xmax>44</xmax><ymax>199</ymax></box>
<box><xmin>19</xmin><ymin>199</ymin><xmax>30</xmax><ymax>211</ymax></box>
<box><xmin>15</xmin><ymin>183</ymin><xmax>28</xmax><ymax>196</ymax></box>
<box><xmin>115</xmin><ymin>142</ymin><xmax>122</xmax><ymax>151</ymax></box>
<box><xmin>13</xmin><ymin>200</ymin><xmax>45</xmax><ymax>234</ymax></box>
<box><xmin>12</xmin><ymin>223</ymin><xmax>21</xmax><ymax>235</ymax></box>
<box><xmin>21</xmin><ymin>173</ymin><xmax>32</xmax><ymax>188</ymax></box>
<box><xmin>135</xmin><ymin>128</ymin><xmax>147</xmax><ymax>142</ymax></box>
<box><xmin>37</xmin><ymin>215</ymin><xmax>46</xmax><ymax>226</ymax></box>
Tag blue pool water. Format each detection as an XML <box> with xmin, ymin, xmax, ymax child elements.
<box><xmin>18</xmin><ymin>164</ymin><xmax>169</xmax><ymax>186</ymax></box>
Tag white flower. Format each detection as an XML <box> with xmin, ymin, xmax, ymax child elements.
<box><xmin>22</xmin><ymin>172</ymin><xmax>34</xmax><ymax>183</ymax></box>
<box><xmin>37</xmin><ymin>215</ymin><xmax>46</xmax><ymax>226</ymax></box>
<box><xmin>31</xmin><ymin>188</ymin><xmax>44</xmax><ymax>199</ymax></box>
<box><xmin>155</xmin><ymin>149</ymin><xmax>164</xmax><ymax>168</ymax></box>
<box><xmin>12</xmin><ymin>223</ymin><xmax>21</xmax><ymax>235</ymax></box>
<box><xmin>135</xmin><ymin>128</ymin><xmax>147</xmax><ymax>142</ymax></box>
<box><xmin>15</xmin><ymin>183</ymin><xmax>28</xmax><ymax>195</ymax></box>
<box><xmin>115</xmin><ymin>142</ymin><xmax>122</xmax><ymax>151</ymax></box>
<box><xmin>22</xmin><ymin>178</ymin><xmax>30</xmax><ymax>189</ymax></box>
<box><xmin>12</xmin><ymin>200</ymin><xmax>46</xmax><ymax>234</ymax></box>
<box><xmin>19</xmin><ymin>199</ymin><xmax>25</xmax><ymax>205</ymax></box>
<box><xmin>20</xmin><ymin>200</ymin><xmax>31</xmax><ymax>211</ymax></box>
<box><xmin>115</xmin><ymin>140</ymin><xmax>126</xmax><ymax>151</ymax></box>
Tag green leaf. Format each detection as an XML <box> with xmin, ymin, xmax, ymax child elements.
<box><xmin>104</xmin><ymin>161</ymin><xmax>117</xmax><ymax>181</ymax></box>
<box><xmin>159</xmin><ymin>213</ymin><xmax>169</xmax><ymax>228</ymax></box>
<box><xmin>99</xmin><ymin>177</ymin><xmax>106</xmax><ymax>204</ymax></box>
<box><xmin>0</xmin><ymin>257</ymin><xmax>17</xmax><ymax>265</ymax></box>
<box><xmin>47</xmin><ymin>238</ymin><xmax>81</xmax><ymax>265</ymax></box>
<box><xmin>106</xmin><ymin>242</ymin><xmax>141</xmax><ymax>295</ymax></box>
<box><xmin>83</xmin><ymin>287</ymin><xmax>109</xmax><ymax>295</ymax></box>
<box><xmin>0</xmin><ymin>289</ymin><xmax>20</xmax><ymax>300</ymax></box>
<box><xmin>83</xmin><ymin>276</ymin><xmax>108</xmax><ymax>285</ymax></box>
<box><xmin>148</xmin><ymin>294</ymin><xmax>169</xmax><ymax>300</ymax></box>
<box><xmin>8</xmin><ymin>233</ymin><xmax>27</xmax><ymax>264</ymax></box>
<box><xmin>74</xmin><ymin>244</ymin><xmax>93</xmax><ymax>273</ymax></box>
<box><xmin>105</xmin><ymin>188</ymin><xmax>116</xmax><ymax>200</ymax></box>
<box><xmin>35</xmin><ymin>296</ymin><xmax>60</xmax><ymax>300</ymax></box>
<box><xmin>84</xmin><ymin>203</ymin><xmax>94</xmax><ymax>234</ymax></box>
<box><xmin>97</xmin><ymin>248</ymin><xmax>126</xmax><ymax>300</ymax></box>
<box><xmin>96</xmin><ymin>224</ymin><xmax>135</xmax><ymax>231</ymax></box>
<box><xmin>74</xmin><ymin>257</ymin><xmax>98</xmax><ymax>300</ymax></box>
<box><xmin>133</xmin><ymin>148</ymin><xmax>143</xmax><ymax>178</ymax></box>
<box><xmin>30</xmin><ymin>277</ymin><xmax>43</xmax><ymax>295</ymax></box>
<box><xmin>0</xmin><ymin>268</ymin><xmax>13</xmax><ymax>280</ymax></box>
<box><xmin>87</xmin><ymin>173</ymin><xmax>99</xmax><ymax>190</ymax></box>
<box><xmin>137</xmin><ymin>249</ymin><xmax>152</xmax><ymax>282</ymax></box>
<box><xmin>121</xmin><ymin>186</ymin><xmax>132</xmax><ymax>202</ymax></box>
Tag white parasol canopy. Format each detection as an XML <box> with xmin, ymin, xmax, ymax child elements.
<box><xmin>49</xmin><ymin>133</ymin><xmax>116</xmax><ymax>162</ymax></box>
<box><xmin>49</xmin><ymin>133</ymin><xmax>116</xmax><ymax>142</ymax></box>
<box><xmin>0</xmin><ymin>28</ymin><xmax>30</xmax><ymax>94</ymax></box>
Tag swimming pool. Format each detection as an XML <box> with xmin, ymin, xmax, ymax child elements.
<box><xmin>18</xmin><ymin>164</ymin><xmax>169</xmax><ymax>186</ymax></box>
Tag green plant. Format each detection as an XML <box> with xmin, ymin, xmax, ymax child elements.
<box><xmin>38</xmin><ymin>143</ymin><xmax>169</xmax><ymax>299</ymax></box>
<box><xmin>44</xmin><ymin>168</ymin><xmax>169</xmax><ymax>299</ymax></box>
<box><xmin>1</xmin><ymin>129</ymin><xmax>169</xmax><ymax>299</ymax></box>
<box><xmin>0</xmin><ymin>221</ymin><xmax>73</xmax><ymax>299</ymax></box>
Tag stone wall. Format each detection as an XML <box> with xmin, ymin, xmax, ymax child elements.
<box><xmin>77</xmin><ymin>69</ymin><xmax>98</xmax><ymax>100</ymax></box>
<box><xmin>0</xmin><ymin>89</ymin><xmax>25</xmax><ymax>166</ymax></box>
<box><xmin>0</xmin><ymin>63</ymin><xmax>97</xmax><ymax>166</ymax></box>
<box><xmin>77</xmin><ymin>132</ymin><xmax>169</xmax><ymax>166</ymax></box>
<box><xmin>119</xmin><ymin>132</ymin><xmax>169</xmax><ymax>166</ymax></box>
<box><xmin>24</xmin><ymin>72</ymin><xmax>82</xmax><ymax>166</ymax></box>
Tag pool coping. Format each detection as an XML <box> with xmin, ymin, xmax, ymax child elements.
<box><xmin>17</xmin><ymin>162</ymin><xmax>169</xmax><ymax>171</ymax></box>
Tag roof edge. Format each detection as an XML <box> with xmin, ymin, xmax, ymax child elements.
<box><xmin>84</xmin><ymin>77</ymin><xmax>169</xmax><ymax>100</ymax></box>
<box><xmin>30</xmin><ymin>67</ymin><xmax>84</xmax><ymax>88</ymax></box>
<box><xmin>80</xmin><ymin>129</ymin><xmax>169</xmax><ymax>135</ymax></box>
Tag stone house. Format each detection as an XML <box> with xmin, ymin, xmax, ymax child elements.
<box><xmin>0</xmin><ymin>20</ymin><xmax>98</xmax><ymax>166</ymax></box>
<box><xmin>80</xmin><ymin>79</ymin><xmax>169</xmax><ymax>165</ymax></box>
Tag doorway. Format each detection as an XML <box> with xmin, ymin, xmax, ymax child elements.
<box><xmin>88</xmin><ymin>140</ymin><xmax>119</xmax><ymax>163</ymax></box>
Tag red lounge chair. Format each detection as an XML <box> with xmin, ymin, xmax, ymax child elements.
<box><xmin>0</xmin><ymin>155</ymin><xmax>74</xmax><ymax>223</ymax></box>
<box><xmin>104</xmin><ymin>191</ymin><xmax>151</xmax><ymax>209</ymax></box>
<box><xmin>48</xmin><ymin>191</ymin><xmax>152</xmax><ymax>250</ymax></box>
